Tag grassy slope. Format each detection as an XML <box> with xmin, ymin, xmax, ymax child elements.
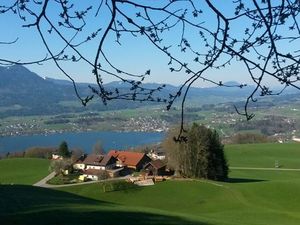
<box><xmin>226</xmin><ymin>143</ymin><xmax>300</xmax><ymax>168</ymax></box>
<box><xmin>1</xmin><ymin>143</ymin><xmax>300</xmax><ymax>225</ymax></box>
<box><xmin>0</xmin><ymin>158</ymin><xmax>49</xmax><ymax>185</ymax></box>
<box><xmin>58</xmin><ymin>143</ymin><xmax>300</xmax><ymax>225</ymax></box>
<box><xmin>58</xmin><ymin>173</ymin><xmax>300</xmax><ymax>225</ymax></box>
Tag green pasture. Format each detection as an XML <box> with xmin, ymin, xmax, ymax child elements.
<box><xmin>0</xmin><ymin>158</ymin><xmax>50</xmax><ymax>185</ymax></box>
<box><xmin>1</xmin><ymin>143</ymin><xmax>300</xmax><ymax>225</ymax></box>
<box><xmin>226</xmin><ymin>143</ymin><xmax>300</xmax><ymax>168</ymax></box>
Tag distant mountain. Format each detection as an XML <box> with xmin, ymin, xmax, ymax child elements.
<box><xmin>0</xmin><ymin>65</ymin><xmax>296</xmax><ymax>118</ymax></box>
<box><xmin>0</xmin><ymin>66</ymin><xmax>89</xmax><ymax>117</ymax></box>
<box><xmin>45</xmin><ymin>77</ymin><xmax>73</xmax><ymax>86</ymax></box>
<box><xmin>0</xmin><ymin>66</ymin><xmax>161</xmax><ymax>117</ymax></box>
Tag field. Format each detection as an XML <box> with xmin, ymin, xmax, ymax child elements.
<box><xmin>1</xmin><ymin>143</ymin><xmax>300</xmax><ymax>225</ymax></box>
<box><xmin>0</xmin><ymin>158</ymin><xmax>50</xmax><ymax>185</ymax></box>
<box><xmin>226</xmin><ymin>143</ymin><xmax>300</xmax><ymax>168</ymax></box>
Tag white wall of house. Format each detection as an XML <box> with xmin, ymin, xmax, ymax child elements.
<box><xmin>116</xmin><ymin>161</ymin><xmax>123</xmax><ymax>167</ymax></box>
<box><xmin>86</xmin><ymin>165</ymin><xmax>105</xmax><ymax>170</ymax></box>
<box><xmin>52</xmin><ymin>154</ymin><xmax>63</xmax><ymax>160</ymax></box>
<box><xmin>147</xmin><ymin>153</ymin><xmax>165</xmax><ymax>160</ymax></box>
<box><xmin>73</xmin><ymin>163</ymin><xmax>85</xmax><ymax>170</ymax></box>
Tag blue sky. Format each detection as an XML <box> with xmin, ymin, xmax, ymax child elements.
<box><xmin>0</xmin><ymin>1</ymin><xmax>294</xmax><ymax>88</ymax></box>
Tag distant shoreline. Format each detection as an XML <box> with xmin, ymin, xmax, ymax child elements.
<box><xmin>0</xmin><ymin>130</ymin><xmax>165</xmax><ymax>154</ymax></box>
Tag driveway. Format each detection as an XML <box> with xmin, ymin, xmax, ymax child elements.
<box><xmin>33</xmin><ymin>173</ymin><xmax>129</xmax><ymax>188</ymax></box>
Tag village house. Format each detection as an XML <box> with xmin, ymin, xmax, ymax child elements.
<box><xmin>80</xmin><ymin>154</ymin><xmax>118</xmax><ymax>181</ymax></box>
<box><xmin>144</xmin><ymin>159</ymin><xmax>167</xmax><ymax>176</ymax></box>
<box><xmin>107</xmin><ymin>150</ymin><xmax>151</xmax><ymax>171</ymax></box>
<box><xmin>82</xmin><ymin>154</ymin><xmax>117</xmax><ymax>170</ymax></box>
<box><xmin>51</xmin><ymin>153</ymin><xmax>63</xmax><ymax>160</ymax></box>
<box><xmin>73</xmin><ymin>154</ymin><xmax>87</xmax><ymax>171</ymax></box>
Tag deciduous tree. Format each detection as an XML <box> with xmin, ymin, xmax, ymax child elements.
<box><xmin>92</xmin><ymin>141</ymin><xmax>105</xmax><ymax>155</ymax></box>
<box><xmin>164</xmin><ymin>123</ymin><xmax>228</xmax><ymax>181</ymax></box>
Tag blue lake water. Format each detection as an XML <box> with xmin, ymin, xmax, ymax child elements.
<box><xmin>0</xmin><ymin>131</ymin><xmax>165</xmax><ymax>154</ymax></box>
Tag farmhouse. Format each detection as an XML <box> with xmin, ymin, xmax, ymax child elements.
<box><xmin>98</xmin><ymin>155</ymin><xmax>117</xmax><ymax>170</ymax></box>
<box><xmin>107</xmin><ymin>150</ymin><xmax>151</xmax><ymax>171</ymax></box>
<box><xmin>83</xmin><ymin>154</ymin><xmax>105</xmax><ymax>170</ymax></box>
<box><xmin>144</xmin><ymin>160</ymin><xmax>167</xmax><ymax>176</ymax></box>
<box><xmin>82</xmin><ymin>154</ymin><xmax>117</xmax><ymax>170</ymax></box>
<box><xmin>73</xmin><ymin>154</ymin><xmax>87</xmax><ymax>170</ymax></box>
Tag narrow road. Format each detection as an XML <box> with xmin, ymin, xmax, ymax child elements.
<box><xmin>230</xmin><ymin>167</ymin><xmax>300</xmax><ymax>171</ymax></box>
<box><xmin>33</xmin><ymin>173</ymin><xmax>129</xmax><ymax>188</ymax></box>
<box><xmin>33</xmin><ymin>172</ymin><xmax>56</xmax><ymax>187</ymax></box>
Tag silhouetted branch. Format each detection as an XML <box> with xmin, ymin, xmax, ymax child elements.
<box><xmin>0</xmin><ymin>0</ymin><xmax>299</xmax><ymax>140</ymax></box>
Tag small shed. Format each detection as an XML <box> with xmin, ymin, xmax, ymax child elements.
<box><xmin>144</xmin><ymin>160</ymin><xmax>167</xmax><ymax>176</ymax></box>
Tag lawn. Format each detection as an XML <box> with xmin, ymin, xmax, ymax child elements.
<box><xmin>1</xmin><ymin>143</ymin><xmax>300</xmax><ymax>225</ymax></box>
<box><xmin>0</xmin><ymin>158</ymin><xmax>50</xmax><ymax>185</ymax></box>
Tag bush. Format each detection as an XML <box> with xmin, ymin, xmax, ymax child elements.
<box><xmin>49</xmin><ymin>159</ymin><xmax>73</xmax><ymax>175</ymax></box>
<box><xmin>24</xmin><ymin>147</ymin><xmax>56</xmax><ymax>159</ymax></box>
<box><xmin>102</xmin><ymin>180</ymin><xmax>137</xmax><ymax>192</ymax></box>
<box><xmin>97</xmin><ymin>170</ymin><xmax>110</xmax><ymax>180</ymax></box>
<box><xmin>230</xmin><ymin>132</ymin><xmax>272</xmax><ymax>144</ymax></box>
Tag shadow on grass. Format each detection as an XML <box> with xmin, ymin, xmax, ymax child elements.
<box><xmin>0</xmin><ymin>184</ymin><xmax>109</xmax><ymax>215</ymax></box>
<box><xmin>225</xmin><ymin>177</ymin><xmax>267</xmax><ymax>183</ymax></box>
<box><xmin>0</xmin><ymin>185</ymin><xmax>209</xmax><ymax>225</ymax></box>
<box><xmin>2</xmin><ymin>209</ymin><xmax>209</xmax><ymax>225</ymax></box>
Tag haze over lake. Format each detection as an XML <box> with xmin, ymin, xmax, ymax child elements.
<box><xmin>0</xmin><ymin>131</ymin><xmax>165</xmax><ymax>154</ymax></box>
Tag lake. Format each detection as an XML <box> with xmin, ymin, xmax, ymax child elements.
<box><xmin>0</xmin><ymin>131</ymin><xmax>165</xmax><ymax>154</ymax></box>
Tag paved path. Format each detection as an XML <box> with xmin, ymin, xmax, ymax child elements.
<box><xmin>33</xmin><ymin>173</ymin><xmax>129</xmax><ymax>188</ymax></box>
<box><xmin>33</xmin><ymin>172</ymin><xmax>56</xmax><ymax>187</ymax></box>
<box><xmin>230</xmin><ymin>167</ymin><xmax>300</xmax><ymax>171</ymax></box>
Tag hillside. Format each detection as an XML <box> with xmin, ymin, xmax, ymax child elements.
<box><xmin>1</xmin><ymin>143</ymin><xmax>300</xmax><ymax>225</ymax></box>
<box><xmin>0</xmin><ymin>65</ymin><xmax>254</xmax><ymax>118</ymax></box>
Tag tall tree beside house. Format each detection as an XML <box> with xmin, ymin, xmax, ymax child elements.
<box><xmin>71</xmin><ymin>148</ymin><xmax>84</xmax><ymax>162</ymax></box>
<box><xmin>58</xmin><ymin>141</ymin><xmax>71</xmax><ymax>158</ymax></box>
<box><xmin>164</xmin><ymin>123</ymin><xmax>228</xmax><ymax>181</ymax></box>
<box><xmin>92</xmin><ymin>141</ymin><xmax>105</xmax><ymax>155</ymax></box>
<box><xmin>49</xmin><ymin>159</ymin><xmax>73</xmax><ymax>175</ymax></box>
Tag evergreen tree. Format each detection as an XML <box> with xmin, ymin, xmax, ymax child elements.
<box><xmin>58</xmin><ymin>141</ymin><xmax>70</xmax><ymax>158</ymax></box>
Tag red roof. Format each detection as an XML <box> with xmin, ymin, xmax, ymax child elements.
<box><xmin>82</xmin><ymin>154</ymin><xmax>104</xmax><ymax>165</ymax></box>
<box><xmin>149</xmin><ymin>160</ymin><xmax>166</xmax><ymax>169</ymax></box>
<box><xmin>107</xmin><ymin>150</ymin><xmax>147</xmax><ymax>167</ymax></box>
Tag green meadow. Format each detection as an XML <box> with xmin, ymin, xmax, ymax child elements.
<box><xmin>0</xmin><ymin>158</ymin><xmax>50</xmax><ymax>185</ymax></box>
<box><xmin>226</xmin><ymin>143</ymin><xmax>300</xmax><ymax>168</ymax></box>
<box><xmin>1</xmin><ymin>143</ymin><xmax>300</xmax><ymax>225</ymax></box>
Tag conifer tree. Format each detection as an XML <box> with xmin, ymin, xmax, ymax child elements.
<box><xmin>58</xmin><ymin>141</ymin><xmax>70</xmax><ymax>158</ymax></box>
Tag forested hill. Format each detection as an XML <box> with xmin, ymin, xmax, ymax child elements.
<box><xmin>0</xmin><ymin>65</ymin><xmax>293</xmax><ymax>118</ymax></box>
<box><xmin>0</xmin><ymin>65</ymin><xmax>83</xmax><ymax>117</ymax></box>
<box><xmin>0</xmin><ymin>66</ymin><xmax>150</xmax><ymax>117</ymax></box>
